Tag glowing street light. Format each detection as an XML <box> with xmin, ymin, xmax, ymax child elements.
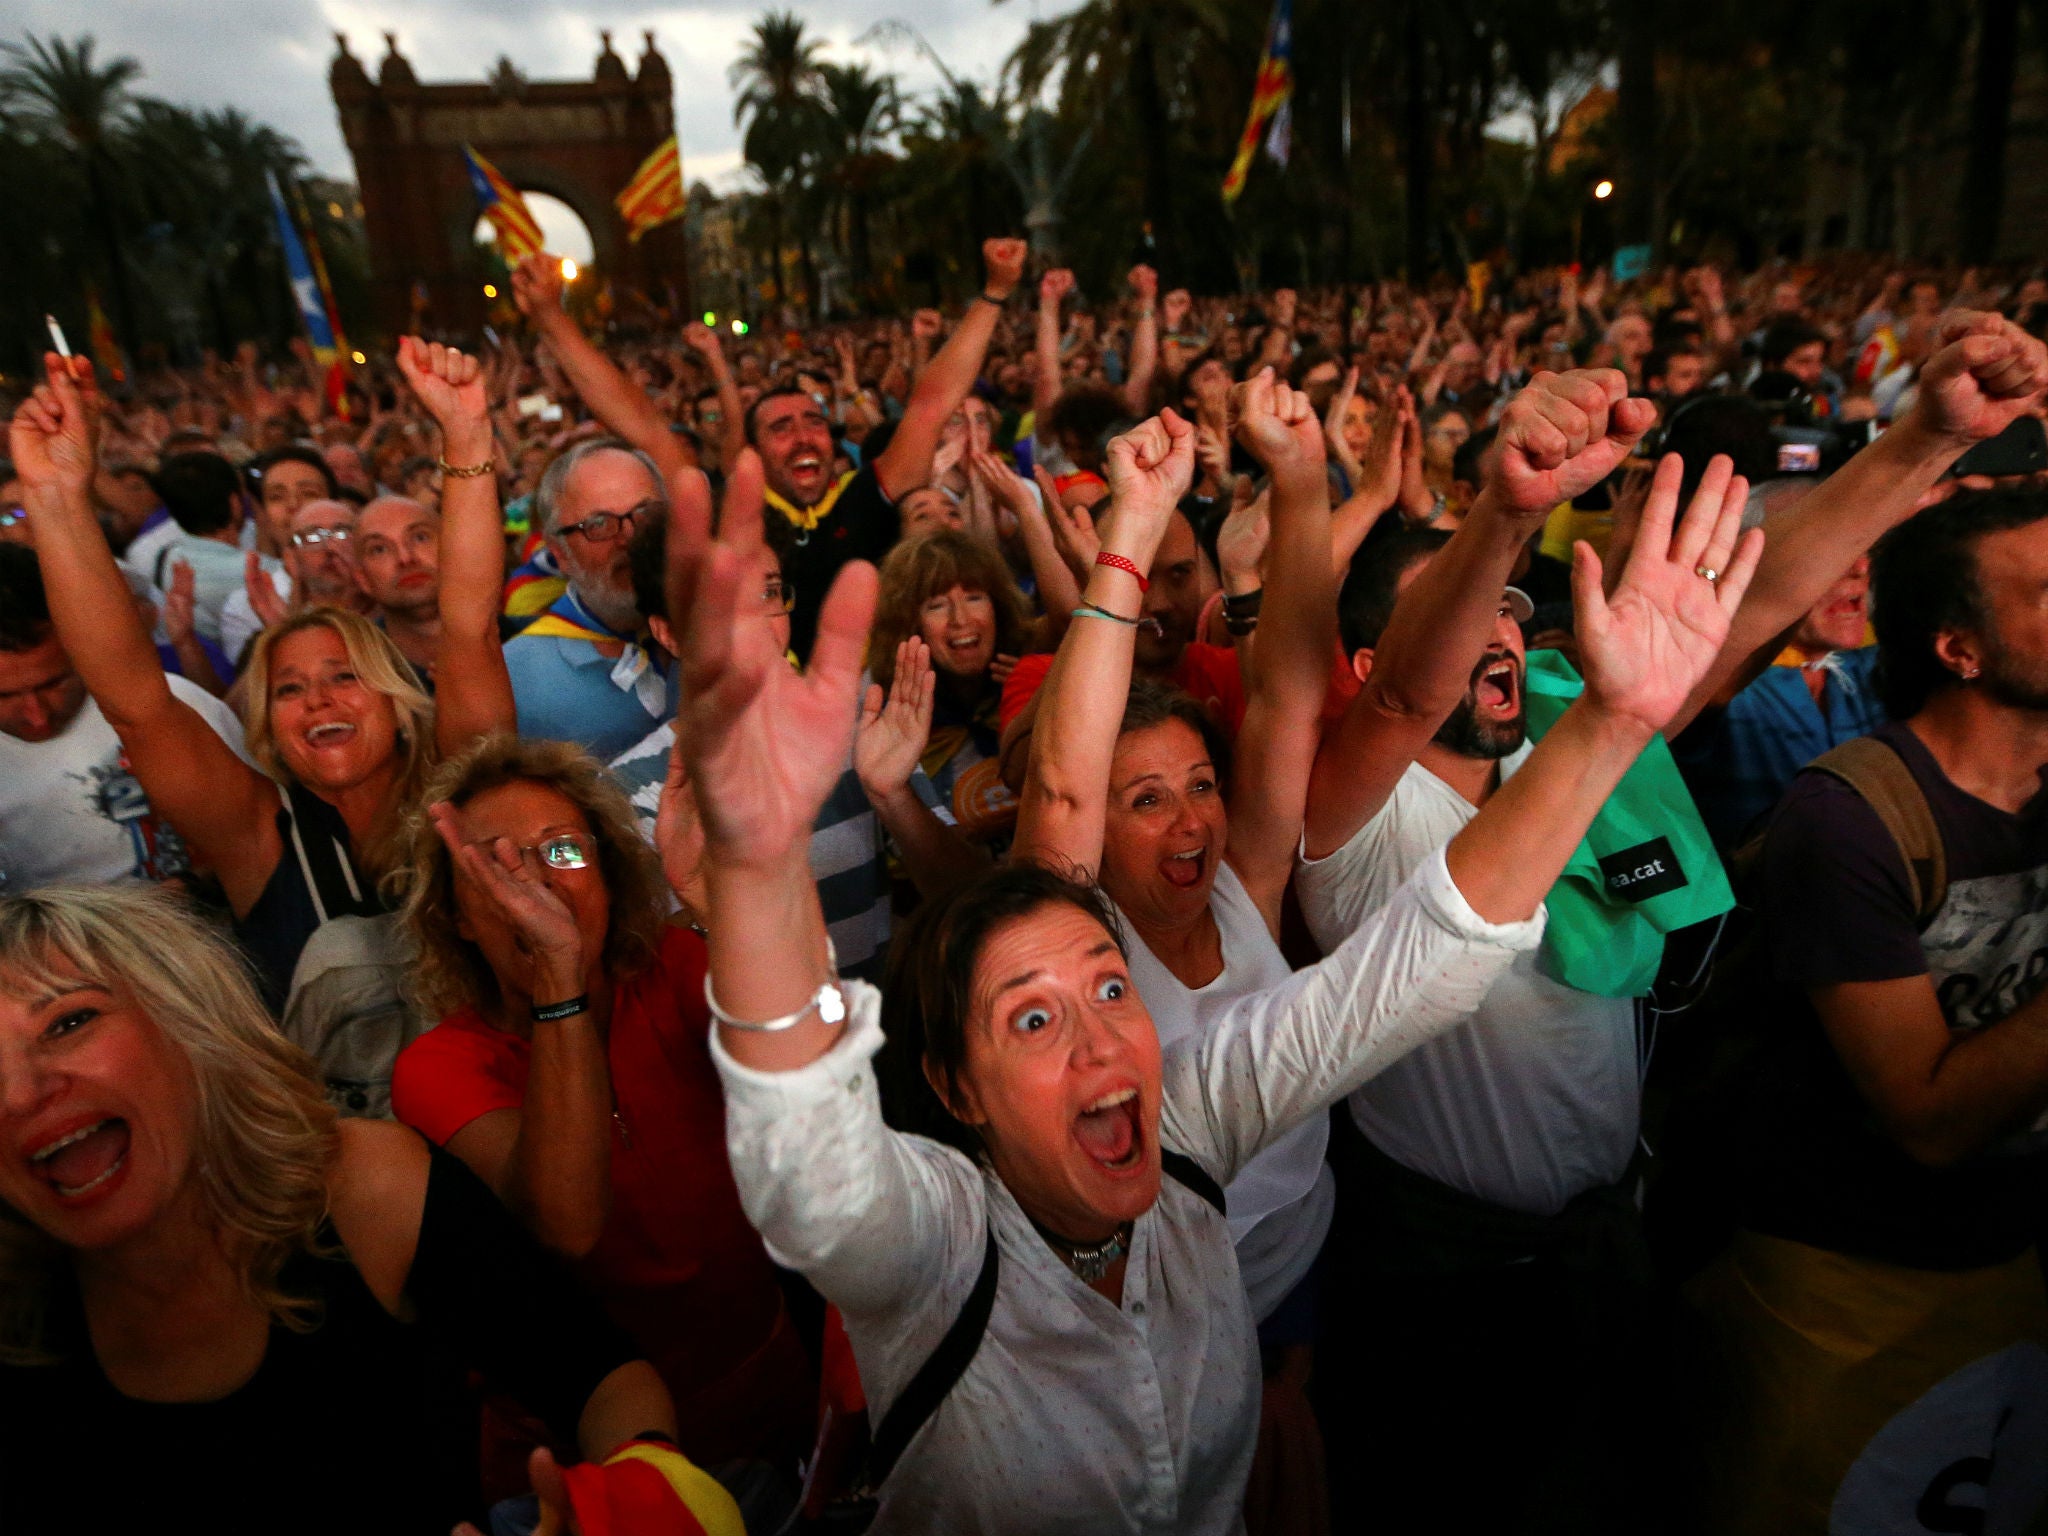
<box><xmin>1593</xmin><ymin>179</ymin><xmax>1615</xmax><ymax>201</ymax></box>
<box><xmin>703</xmin><ymin>311</ymin><xmax>717</xmax><ymax>326</ymax></box>
<box><xmin>350</xmin><ymin>350</ymin><xmax>367</xmax><ymax>365</ymax></box>
<box><xmin>730</xmin><ymin>319</ymin><xmax>748</xmax><ymax>336</ymax></box>
<box><xmin>560</xmin><ymin>257</ymin><xmax>580</xmax><ymax>282</ymax></box>
<box><xmin>483</xmin><ymin>283</ymin><xmax>498</xmax><ymax>299</ymax></box>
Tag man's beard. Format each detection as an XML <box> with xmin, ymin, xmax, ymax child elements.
<box><xmin>1431</xmin><ymin>651</ymin><xmax>1527</xmax><ymax>760</ymax></box>
<box><xmin>573</xmin><ymin>572</ymin><xmax>643</xmax><ymax>635</ymax></box>
<box><xmin>1979</xmin><ymin>630</ymin><xmax>2048</xmax><ymax>712</ymax></box>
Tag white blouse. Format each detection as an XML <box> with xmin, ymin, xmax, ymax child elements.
<box><xmin>712</xmin><ymin>847</ymin><xmax>1543</xmax><ymax>1534</ymax></box>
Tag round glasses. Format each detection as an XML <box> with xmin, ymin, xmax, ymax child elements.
<box><xmin>557</xmin><ymin>501</ymin><xmax>656</xmax><ymax>543</ymax></box>
<box><xmin>291</xmin><ymin>526</ymin><xmax>354</xmax><ymax>549</ymax></box>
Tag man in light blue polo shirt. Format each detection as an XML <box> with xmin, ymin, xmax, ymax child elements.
<box><xmin>503</xmin><ymin>438</ymin><xmax>672</xmax><ymax>758</ymax></box>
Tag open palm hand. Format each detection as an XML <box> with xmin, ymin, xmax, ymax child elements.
<box><xmin>1573</xmin><ymin>453</ymin><xmax>1764</xmax><ymax>738</ymax></box>
<box><xmin>666</xmin><ymin>452</ymin><xmax>876</xmax><ymax>872</ymax></box>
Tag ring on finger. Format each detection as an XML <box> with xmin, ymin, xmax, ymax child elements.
<box><xmin>1695</xmin><ymin>565</ymin><xmax>1720</xmax><ymax>583</ymax></box>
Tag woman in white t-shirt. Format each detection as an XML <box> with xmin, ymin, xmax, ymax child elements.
<box><xmin>1014</xmin><ymin>372</ymin><xmax>1346</xmax><ymax>1327</ymax></box>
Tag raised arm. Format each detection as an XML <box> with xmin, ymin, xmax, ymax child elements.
<box><xmin>1447</xmin><ymin>450</ymin><xmax>1762</xmax><ymax>922</ymax></box>
<box><xmin>854</xmin><ymin>637</ymin><xmax>989</xmax><ymax>895</ymax></box>
<box><xmin>1676</xmin><ymin>310</ymin><xmax>2048</xmax><ymax>730</ymax></box>
<box><xmin>1033</xmin><ymin>268</ymin><xmax>1074</xmax><ymax>443</ymax></box>
<box><xmin>683</xmin><ymin>320</ymin><xmax>748</xmax><ymax>471</ymax></box>
<box><xmin>1305</xmin><ymin>370</ymin><xmax>1656</xmax><ymax>858</ymax></box>
<box><xmin>970</xmin><ymin>447</ymin><xmax>1080</xmax><ymax>649</ymax></box>
<box><xmin>510</xmin><ymin>253</ymin><xmax>690</xmax><ymax>485</ymax></box>
<box><xmin>1222</xmin><ymin>370</ymin><xmax>1338</xmax><ymax>931</ymax></box>
<box><xmin>1120</xmin><ymin>264</ymin><xmax>1161</xmax><ymax>418</ymax></box>
<box><xmin>9</xmin><ymin>354</ymin><xmax>279</xmax><ymax>910</ymax></box>
<box><xmin>873</xmin><ymin>239</ymin><xmax>1026</xmax><ymax>502</ymax></box>
<box><xmin>1010</xmin><ymin>410</ymin><xmax>1195</xmax><ymax>878</ymax></box>
<box><xmin>394</xmin><ymin>339</ymin><xmax>517</xmax><ymax>751</ymax></box>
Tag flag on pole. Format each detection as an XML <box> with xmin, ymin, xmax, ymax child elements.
<box><xmin>84</xmin><ymin>286</ymin><xmax>125</xmax><ymax>382</ymax></box>
<box><xmin>615</xmin><ymin>135</ymin><xmax>685</xmax><ymax>242</ymax></box>
<box><xmin>1222</xmin><ymin>0</ymin><xmax>1294</xmax><ymax>206</ymax></box>
<box><xmin>267</xmin><ymin>170</ymin><xmax>352</xmax><ymax>417</ymax></box>
<box><xmin>283</xmin><ymin>176</ymin><xmax>355</xmax><ymax>418</ymax></box>
<box><xmin>463</xmin><ymin>144</ymin><xmax>547</xmax><ymax>266</ymax></box>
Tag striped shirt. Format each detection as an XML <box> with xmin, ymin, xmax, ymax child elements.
<box><xmin>608</xmin><ymin>723</ymin><xmax>940</xmax><ymax>978</ymax></box>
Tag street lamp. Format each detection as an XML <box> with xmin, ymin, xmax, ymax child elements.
<box><xmin>560</xmin><ymin>258</ymin><xmax>579</xmax><ymax>282</ymax></box>
<box><xmin>483</xmin><ymin>283</ymin><xmax>498</xmax><ymax>299</ymax></box>
<box><xmin>1593</xmin><ymin>179</ymin><xmax>1615</xmax><ymax>201</ymax></box>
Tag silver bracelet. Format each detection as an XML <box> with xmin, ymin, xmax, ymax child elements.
<box><xmin>704</xmin><ymin>941</ymin><xmax>846</xmax><ymax>1033</ymax></box>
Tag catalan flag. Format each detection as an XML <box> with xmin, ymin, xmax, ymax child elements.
<box><xmin>463</xmin><ymin>144</ymin><xmax>547</xmax><ymax>266</ymax></box>
<box><xmin>616</xmin><ymin>135</ymin><xmax>685</xmax><ymax>242</ymax></box>
<box><xmin>84</xmin><ymin>285</ymin><xmax>125</xmax><ymax>383</ymax></box>
<box><xmin>1221</xmin><ymin>0</ymin><xmax>1294</xmax><ymax>206</ymax></box>
<box><xmin>270</xmin><ymin>171</ymin><xmax>355</xmax><ymax>418</ymax></box>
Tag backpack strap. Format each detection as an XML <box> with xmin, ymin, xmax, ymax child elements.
<box><xmin>860</xmin><ymin>1150</ymin><xmax>1225</xmax><ymax>1493</ymax></box>
<box><xmin>1807</xmin><ymin>735</ymin><xmax>1949</xmax><ymax>927</ymax></box>
<box><xmin>863</xmin><ymin>1223</ymin><xmax>998</xmax><ymax>1490</ymax></box>
<box><xmin>1162</xmin><ymin>1148</ymin><xmax>1228</xmax><ymax>1215</ymax></box>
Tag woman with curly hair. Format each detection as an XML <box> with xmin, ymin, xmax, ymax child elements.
<box><xmin>0</xmin><ymin>882</ymin><xmax>711</xmax><ymax>1534</ymax></box>
<box><xmin>866</xmin><ymin>528</ymin><xmax>1046</xmax><ymax>845</ymax></box>
<box><xmin>389</xmin><ymin>733</ymin><xmax>813</xmax><ymax>1468</ymax></box>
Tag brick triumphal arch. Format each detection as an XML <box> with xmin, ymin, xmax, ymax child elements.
<box><xmin>330</xmin><ymin>30</ymin><xmax>690</xmax><ymax>337</ymax></box>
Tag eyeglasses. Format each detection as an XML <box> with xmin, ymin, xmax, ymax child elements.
<box><xmin>291</xmin><ymin>526</ymin><xmax>353</xmax><ymax>548</ymax></box>
<box><xmin>556</xmin><ymin>501</ymin><xmax>655</xmax><ymax>543</ymax></box>
<box><xmin>759</xmin><ymin>579</ymin><xmax>796</xmax><ymax>616</ymax></box>
<box><xmin>0</xmin><ymin>506</ymin><xmax>26</xmax><ymax>529</ymax></box>
<box><xmin>522</xmin><ymin>833</ymin><xmax>595</xmax><ymax>871</ymax></box>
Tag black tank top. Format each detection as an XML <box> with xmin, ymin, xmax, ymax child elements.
<box><xmin>0</xmin><ymin>1147</ymin><xmax>635</xmax><ymax>1534</ymax></box>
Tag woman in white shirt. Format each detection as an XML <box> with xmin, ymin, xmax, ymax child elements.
<box><xmin>666</xmin><ymin>401</ymin><xmax>1759</xmax><ymax>1533</ymax></box>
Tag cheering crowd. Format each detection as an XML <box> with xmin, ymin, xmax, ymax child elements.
<box><xmin>2</xmin><ymin>237</ymin><xmax>2047</xmax><ymax>1536</ymax></box>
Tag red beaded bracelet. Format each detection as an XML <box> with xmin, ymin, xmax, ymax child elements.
<box><xmin>1095</xmin><ymin>551</ymin><xmax>1149</xmax><ymax>592</ymax></box>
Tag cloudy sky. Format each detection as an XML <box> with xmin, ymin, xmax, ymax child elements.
<box><xmin>10</xmin><ymin>0</ymin><xmax>1036</xmax><ymax>241</ymax></box>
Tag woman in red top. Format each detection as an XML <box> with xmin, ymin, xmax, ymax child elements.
<box><xmin>389</xmin><ymin>734</ymin><xmax>812</xmax><ymax>1467</ymax></box>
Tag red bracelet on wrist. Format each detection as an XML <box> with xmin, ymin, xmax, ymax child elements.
<box><xmin>1095</xmin><ymin>551</ymin><xmax>1149</xmax><ymax>592</ymax></box>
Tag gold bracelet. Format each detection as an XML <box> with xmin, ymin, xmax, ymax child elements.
<box><xmin>438</xmin><ymin>457</ymin><xmax>494</xmax><ymax>479</ymax></box>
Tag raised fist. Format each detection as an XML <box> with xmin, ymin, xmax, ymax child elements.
<box><xmin>912</xmin><ymin>309</ymin><xmax>944</xmax><ymax>343</ymax></box>
<box><xmin>983</xmin><ymin>237</ymin><xmax>1028</xmax><ymax>296</ymax></box>
<box><xmin>510</xmin><ymin>253</ymin><xmax>565</xmax><ymax>321</ymax></box>
<box><xmin>1128</xmin><ymin>265</ymin><xmax>1159</xmax><ymax>304</ymax></box>
<box><xmin>1040</xmin><ymin>268</ymin><xmax>1076</xmax><ymax>309</ymax></box>
<box><xmin>1911</xmin><ymin>310</ymin><xmax>2048</xmax><ymax>447</ymax></box>
<box><xmin>682</xmin><ymin>319</ymin><xmax>724</xmax><ymax>359</ymax></box>
<box><xmin>1230</xmin><ymin>367</ymin><xmax>1323</xmax><ymax>479</ymax></box>
<box><xmin>1490</xmin><ymin>369</ymin><xmax>1655</xmax><ymax>521</ymax></box>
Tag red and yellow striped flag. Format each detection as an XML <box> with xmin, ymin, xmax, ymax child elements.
<box><xmin>615</xmin><ymin>136</ymin><xmax>685</xmax><ymax>242</ymax></box>
<box><xmin>463</xmin><ymin>144</ymin><xmax>547</xmax><ymax>265</ymax></box>
<box><xmin>1221</xmin><ymin>0</ymin><xmax>1294</xmax><ymax>206</ymax></box>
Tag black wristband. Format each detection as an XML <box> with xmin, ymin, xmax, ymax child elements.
<box><xmin>531</xmin><ymin>994</ymin><xmax>589</xmax><ymax>1022</ymax></box>
<box><xmin>1221</xmin><ymin>587</ymin><xmax>1264</xmax><ymax>619</ymax></box>
<box><xmin>976</xmin><ymin>291</ymin><xmax>1008</xmax><ymax>307</ymax></box>
<box><xmin>1224</xmin><ymin>614</ymin><xmax>1259</xmax><ymax>636</ymax></box>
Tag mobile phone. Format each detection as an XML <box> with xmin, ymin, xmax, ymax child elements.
<box><xmin>1776</xmin><ymin>441</ymin><xmax>1821</xmax><ymax>474</ymax></box>
<box><xmin>1948</xmin><ymin>415</ymin><xmax>2048</xmax><ymax>479</ymax></box>
<box><xmin>45</xmin><ymin>315</ymin><xmax>70</xmax><ymax>357</ymax></box>
<box><xmin>517</xmin><ymin>393</ymin><xmax>552</xmax><ymax>419</ymax></box>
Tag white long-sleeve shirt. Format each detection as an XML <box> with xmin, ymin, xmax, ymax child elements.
<box><xmin>712</xmin><ymin>847</ymin><xmax>1542</xmax><ymax>1534</ymax></box>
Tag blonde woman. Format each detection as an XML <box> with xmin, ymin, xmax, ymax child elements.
<box><xmin>389</xmin><ymin>734</ymin><xmax>813</xmax><ymax>1467</ymax></box>
<box><xmin>0</xmin><ymin>883</ymin><xmax>704</xmax><ymax>1534</ymax></box>
<box><xmin>10</xmin><ymin>345</ymin><xmax>514</xmax><ymax>1013</ymax></box>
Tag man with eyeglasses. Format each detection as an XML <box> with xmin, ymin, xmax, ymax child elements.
<box><xmin>754</xmin><ymin>237</ymin><xmax>1028</xmax><ymax>658</ymax></box>
<box><xmin>217</xmin><ymin>499</ymin><xmax>371</xmax><ymax>666</ymax></box>
<box><xmin>503</xmin><ymin>438</ymin><xmax>671</xmax><ymax>759</ymax></box>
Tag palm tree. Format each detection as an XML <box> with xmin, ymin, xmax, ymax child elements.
<box><xmin>730</xmin><ymin>11</ymin><xmax>827</xmax><ymax>312</ymax></box>
<box><xmin>0</xmin><ymin>33</ymin><xmax>146</xmax><ymax>358</ymax></box>
<box><xmin>816</xmin><ymin>61</ymin><xmax>899</xmax><ymax>301</ymax></box>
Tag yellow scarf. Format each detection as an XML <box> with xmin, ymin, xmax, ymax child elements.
<box><xmin>520</xmin><ymin>612</ymin><xmax>615</xmax><ymax>644</ymax></box>
<box><xmin>766</xmin><ymin>470</ymin><xmax>857</xmax><ymax>534</ymax></box>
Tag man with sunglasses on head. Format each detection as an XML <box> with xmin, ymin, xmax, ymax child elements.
<box><xmin>754</xmin><ymin>237</ymin><xmax>1028</xmax><ymax>658</ymax></box>
<box><xmin>503</xmin><ymin>438</ymin><xmax>672</xmax><ymax>759</ymax></box>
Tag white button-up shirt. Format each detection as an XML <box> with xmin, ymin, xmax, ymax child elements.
<box><xmin>712</xmin><ymin>848</ymin><xmax>1542</xmax><ymax>1534</ymax></box>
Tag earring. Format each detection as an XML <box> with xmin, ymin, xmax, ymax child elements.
<box><xmin>1964</xmin><ymin>666</ymin><xmax>1981</xmax><ymax>679</ymax></box>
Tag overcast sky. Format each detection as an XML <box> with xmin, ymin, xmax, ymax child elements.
<box><xmin>9</xmin><ymin>0</ymin><xmax>1035</xmax><ymax>222</ymax></box>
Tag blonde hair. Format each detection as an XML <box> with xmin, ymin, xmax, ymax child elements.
<box><xmin>391</xmin><ymin>733</ymin><xmax>669</xmax><ymax>1020</ymax></box>
<box><xmin>0</xmin><ymin>885</ymin><xmax>339</xmax><ymax>1365</ymax></box>
<box><xmin>238</xmin><ymin>607</ymin><xmax>436</xmax><ymax>876</ymax></box>
<box><xmin>869</xmin><ymin>529</ymin><xmax>1034</xmax><ymax>692</ymax></box>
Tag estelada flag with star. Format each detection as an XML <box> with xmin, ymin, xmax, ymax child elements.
<box><xmin>463</xmin><ymin>144</ymin><xmax>547</xmax><ymax>266</ymax></box>
<box><xmin>616</xmin><ymin>136</ymin><xmax>685</xmax><ymax>242</ymax></box>
<box><xmin>1221</xmin><ymin>0</ymin><xmax>1294</xmax><ymax>206</ymax></box>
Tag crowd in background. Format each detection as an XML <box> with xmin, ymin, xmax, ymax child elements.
<box><xmin>2</xmin><ymin>241</ymin><xmax>2046</xmax><ymax>1536</ymax></box>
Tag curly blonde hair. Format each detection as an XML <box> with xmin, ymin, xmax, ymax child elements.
<box><xmin>0</xmin><ymin>884</ymin><xmax>339</xmax><ymax>1366</ymax></box>
<box><xmin>239</xmin><ymin>606</ymin><xmax>437</xmax><ymax>876</ymax></box>
<box><xmin>868</xmin><ymin>530</ymin><xmax>1035</xmax><ymax>693</ymax></box>
<box><xmin>390</xmin><ymin>733</ymin><xmax>669</xmax><ymax>1020</ymax></box>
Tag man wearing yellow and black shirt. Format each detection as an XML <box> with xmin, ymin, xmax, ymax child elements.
<box><xmin>754</xmin><ymin>237</ymin><xmax>1026</xmax><ymax>657</ymax></box>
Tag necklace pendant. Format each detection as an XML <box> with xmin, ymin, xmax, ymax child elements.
<box><xmin>1071</xmin><ymin>1245</ymin><xmax>1117</xmax><ymax>1284</ymax></box>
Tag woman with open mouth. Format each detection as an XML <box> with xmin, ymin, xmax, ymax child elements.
<box><xmin>662</xmin><ymin>386</ymin><xmax>1760</xmax><ymax>1531</ymax></box>
<box><xmin>0</xmin><ymin>883</ymin><xmax>731</xmax><ymax>1534</ymax></box>
<box><xmin>12</xmin><ymin>345</ymin><xmax>517</xmax><ymax>1046</ymax></box>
